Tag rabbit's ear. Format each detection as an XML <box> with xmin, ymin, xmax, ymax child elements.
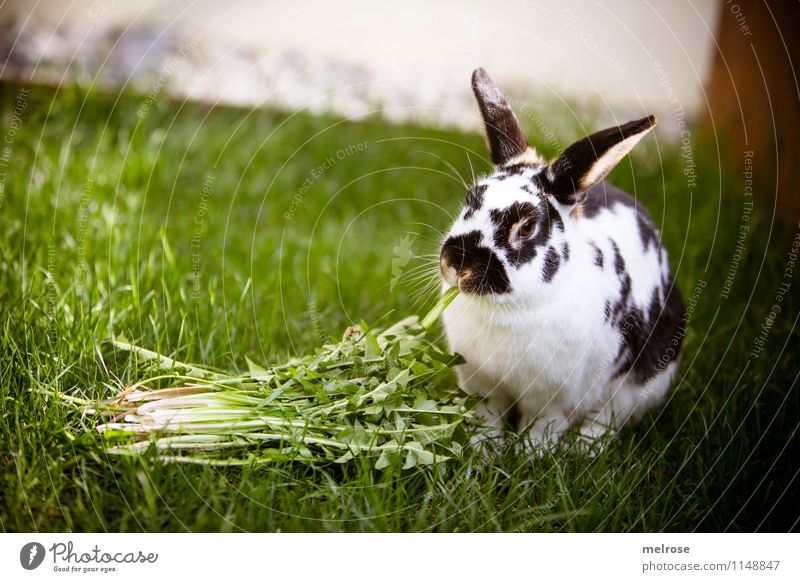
<box><xmin>472</xmin><ymin>68</ymin><xmax>529</xmax><ymax>167</ymax></box>
<box><xmin>546</xmin><ymin>116</ymin><xmax>656</xmax><ymax>205</ymax></box>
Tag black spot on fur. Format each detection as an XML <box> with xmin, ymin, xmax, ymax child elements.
<box><xmin>530</xmin><ymin>172</ymin><xmax>547</xmax><ymax>191</ymax></box>
<box><xmin>440</xmin><ymin>230</ymin><xmax>511</xmax><ymax>295</ymax></box>
<box><xmin>605</xmin><ymin>239</ymin><xmax>685</xmax><ymax>383</ymax></box>
<box><xmin>611</xmin><ymin>240</ymin><xmax>625</xmax><ymax>275</ymax></box>
<box><xmin>502</xmin><ymin>163</ymin><xmax>531</xmax><ymax>176</ymax></box>
<box><xmin>561</xmin><ymin>242</ymin><xmax>570</xmax><ymax>262</ymax></box>
<box><xmin>610</xmin><ymin>272</ymin><xmax>632</xmax><ymax>321</ymax></box>
<box><xmin>545</xmin><ymin>198</ymin><xmax>565</xmax><ymax>233</ymax></box>
<box><xmin>490</xmin><ymin>201</ymin><xmax>550</xmax><ymax>267</ymax></box>
<box><xmin>490</xmin><ymin>202</ymin><xmax>538</xmax><ymax>232</ymax></box>
<box><xmin>493</xmin><ymin>163</ymin><xmax>538</xmax><ymax>183</ymax></box>
<box><xmin>580</xmin><ymin>181</ymin><xmax>661</xmax><ymax>252</ymax></box>
<box><xmin>593</xmin><ymin>245</ymin><xmax>604</xmax><ymax>268</ymax></box>
<box><xmin>612</xmin><ymin>280</ymin><xmax>685</xmax><ymax>383</ymax></box>
<box><xmin>463</xmin><ymin>184</ymin><xmax>487</xmax><ymax>219</ymax></box>
<box><xmin>604</xmin><ymin>299</ymin><xmax>611</xmax><ymax>320</ymax></box>
<box><xmin>580</xmin><ymin>181</ymin><xmax>635</xmax><ymax>218</ymax></box>
<box><xmin>636</xmin><ymin>211</ymin><xmax>659</xmax><ymax>251</ymax></box>
<box><xmin>542</xmin><ymin>246</ymin><xmax>561</xmax><ymax>283</ymax></box>
<box><xmin>619</xmin><ymin>273</ymin><xmax>632</xmax><ymax>303</ymax></box>
<box><xmin>606</xmin><ymin>238</ymin><xmax>634</xmax><ymax>333</ymax></box>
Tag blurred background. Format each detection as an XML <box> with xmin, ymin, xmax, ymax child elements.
<box><xmin>2</xmin><ymin>0</ymin><xmax>795</xmax><ymax>215</ymax></box>
<box><xmin>1</xmin><ymin>0</ymin><xmax>718</xmax><ymax>127</ymax></box>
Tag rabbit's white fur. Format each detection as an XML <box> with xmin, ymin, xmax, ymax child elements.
<box><xmin>439</xmin><ymin>69</ymin><xmax>683</xmax><ymax>447</ymax></box>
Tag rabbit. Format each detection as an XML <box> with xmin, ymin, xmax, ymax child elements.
<box><xmin>438</xmin><ymin>68</ymin><xmax>684</xmax><ymax>449</ymax></box>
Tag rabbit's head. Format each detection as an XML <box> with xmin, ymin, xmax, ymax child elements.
<box><xmin>440</xmin><ymin>68</ymin><xmax>656</xmax><ymax>300</ymax></box>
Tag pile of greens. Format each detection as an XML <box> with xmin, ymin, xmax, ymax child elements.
<box><xmin>78</xmin><ymin>288</ymin><xmax>474</xmax><ymax>468</ymax></box>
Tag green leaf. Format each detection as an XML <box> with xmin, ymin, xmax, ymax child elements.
<box><xmin>375</xmin><ymin>449</ymin><xmax>392</xmax><ymax>470</ymax></box>
<box><xmin>246</xmin><ymin>356</ymin><xmax>272</xmax><ymax>382</ymax></box>
<box><xmin>364</xmin><ymin>332</ymin><xmax>382</xmax><ymax>359</ymax></box>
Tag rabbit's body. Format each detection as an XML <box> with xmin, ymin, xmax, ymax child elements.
<box><xmin>443</xmin><ymin>178</ymin><xmax>683</xmax><ymax>442</ymax></box>
<box><xmin>439</xmin><ymin>69</ymin><xmax>684</xmax><ymax>446</ymax></box>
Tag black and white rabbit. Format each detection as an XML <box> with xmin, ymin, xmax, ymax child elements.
<box><xmin>439</xmin><ymin>68</ymin><xmax>684</xmax><ymax>447</ymax></box>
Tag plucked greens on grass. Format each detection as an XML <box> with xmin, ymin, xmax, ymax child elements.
<box><xmin>77</xmin><ymin>290</ymin><xmax>470</xmax><ymax>468</ymax></box>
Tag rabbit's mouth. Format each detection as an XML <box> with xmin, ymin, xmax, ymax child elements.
<box><xmin>440</xmin><ymin>231</ymin><xmax>511</xmax><ymax>295</ymax></box>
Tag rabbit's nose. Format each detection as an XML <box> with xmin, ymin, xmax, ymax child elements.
<box><xmin>440</xmin><ymin>258</ymin><xmax>459</xmax><ymax>286</ymax></box>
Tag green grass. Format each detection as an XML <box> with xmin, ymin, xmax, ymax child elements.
<box><xmin>0</xmin><ymin>81</ymin><xmax>797</xmax><ymax>532</ymax></box>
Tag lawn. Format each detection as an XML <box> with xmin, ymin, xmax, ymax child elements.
<box><xmin>0</xmin><ymin>80</ymin><xmax>797</xmax><ymax>532</ymax></box>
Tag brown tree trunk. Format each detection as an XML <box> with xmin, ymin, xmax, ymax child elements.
<box><xmin>704</xmin><ymin>0</ymin><xmax>800</xmax><ymax>220</ymax></box>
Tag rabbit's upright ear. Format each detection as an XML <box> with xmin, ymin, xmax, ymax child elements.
<box><xmin>472</xmin><ymin>68</ymin><xmax>529</xmax><ymax>167</ymax></box>
<box><xmin>546</xmin><ymin>116</ymin><xmax>656</xmax><ymax>205</ymax></box>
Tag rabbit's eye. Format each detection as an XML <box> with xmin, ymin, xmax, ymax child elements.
<box><xmin>517</xmin><ymin>218</ymin><xmax>537</xmax><ymax>240</ymax></box>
